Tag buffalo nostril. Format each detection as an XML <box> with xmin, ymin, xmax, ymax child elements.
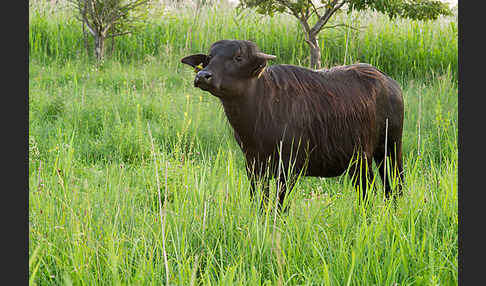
<box><xmin>203</xmin><ymin>73</ymin><xmax>212</xmax><ymax>80</ymax></box>
<box><xmin>197</xmin><ymin>70</ymin><xmax>212</xmax><ymax>82</ymax></box>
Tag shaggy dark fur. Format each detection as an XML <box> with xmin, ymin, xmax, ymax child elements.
<box><xmin>181</xmin><ymin>40</ymin><xmax>404</xmax><ymax>210</ymax></box>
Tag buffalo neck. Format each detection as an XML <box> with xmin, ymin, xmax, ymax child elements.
<box><xmin>218</xmin><ymin>78</ymin><xmax>264</xmax><ymax>149</ymax></box>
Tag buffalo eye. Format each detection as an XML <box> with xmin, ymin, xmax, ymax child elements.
<box><xmin>234</xmin><ymin>56</ymin><xmax>243</xmax><ymax>63</ymax></box>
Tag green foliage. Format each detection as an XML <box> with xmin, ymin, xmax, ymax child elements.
<box><xmin>241</xmin><ymin>0</ymin><xmax>452</xmax><ymax>21</ymax></box>
<box><xmin>238</xmin><ymin>0</ymin><xmax>289</xmax><ymax>17</ymax></box>
<box><xmin>348</xmin><ymin>0</ymin><xmax>452</xmax><ymax>20</ymax></box>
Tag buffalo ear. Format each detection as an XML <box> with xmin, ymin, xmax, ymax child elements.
<box><xmin>255</xmin><ymin>52</ymin><xmax>276</xmax><ymax>61</ymax></box>
<box><xmin>252</xmin><ymin>52</ymin><xmax>276</xmax><ymax>78</ymax></box>
<box><xmin>181</xmin><ymin>54</ymin><xmax>209</xmax><ymax>68</ymax></box>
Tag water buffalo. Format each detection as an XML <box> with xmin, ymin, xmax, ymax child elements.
<box><xmin>181</xmin><ymin>40</ymin><xmax>404</xmax><ymax>210</ymax></box>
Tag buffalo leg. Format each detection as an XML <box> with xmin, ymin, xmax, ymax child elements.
<box><xmin>249</xmin><ymin>176</ymin><xmax>270</xmax><ymax>210</ymax></box>
<box><xmin>374</xmin><ymin>143</ymin><xmax>404</xmax><ymax>199</ymax></box>
<box><xmin>275</xmin><ymin>174</ymin><xmax>296</xmax><ymax>213</ymax></box>
<box><xmin>348</xmin><ymin>154</ymin><xmax>374</xmax><ymax>201</ymax></box>
<box><xmin>246</xmin><ymin>160</ymin><xmax>271</xmax><ymax>211</ymax></box>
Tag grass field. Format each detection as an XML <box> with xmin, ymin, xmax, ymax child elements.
<box><xmin>29</xmin><ymin>2</ymin><xmax>457</xmax><ymax>285</ymax></box>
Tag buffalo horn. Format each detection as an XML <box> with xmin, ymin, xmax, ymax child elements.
<box><xmin>255</xmin><ymin>52</ymin><xmax>277</xmax><ymax>60</ymax></box>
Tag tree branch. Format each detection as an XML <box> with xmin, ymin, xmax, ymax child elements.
<box><xmin>322</xmin><ymin>23</ymin><xmax>364</xmax><ymax>31</ymax></box>
<box><xmin>310</xmin><ymin>0</ymin><xmax>346</xmax><ymax>35</ymax></box>
<box><xmin>90</xmin><ymin>0</ymin><xmax>102</xmax><ymax>32</ymax></box>
<box><xmin>304</xmin><ymin>39</ymin><xmax>316</xmax><ymax>49</ymax></box>
<box><xmin>309</xmin><ymin>0</ymin><xmax>322</xmax><ymax>18</ymax></box>
<box><xmin>68</xmin><ymin>0</ymin><xmax>95</xmax><ymax>36</ymax></box>
<box><xmin>298</xmin><ymin>16</ymin><xmax>312</xmax><ymax>35</ymax></box>
<box><xmin>107</xmin><ymin>30</ymin><xmax>133</xmax><ymax>38</ymax></box>
<box><xmin>80</xmin><ymin>1</ymin><xmax>97</xmax><ymax>36</ymax></box>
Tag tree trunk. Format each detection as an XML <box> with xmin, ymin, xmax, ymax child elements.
<box><xmin>297</xmin><ymin>1</ymin><xmax>345</xmax><ymax>69</ymax></box>
<box><xmin>94</xmin><ymin>34</ymin><xmax>105</xmax><ymax>62</ymax></box>
<box><xmin>306</xmin><ymin>33</ymin><xmax>321</xmax><ymax>70</ymax></box>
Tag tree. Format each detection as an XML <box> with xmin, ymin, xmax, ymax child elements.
<box><xmin>239</xmin><ymin>0</ymin><xmax>452</xmax><ymax>69</ymax></box>
<box><xmin>69</xmin><ymin>0</ymin><xmax>150</xmax><ymax>61</ymax></box>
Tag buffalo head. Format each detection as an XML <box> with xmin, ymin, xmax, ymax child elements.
<box><xmin>181</xmin><ymin>40</ymin><xmax>276</xmax><ymax>97</ymax></box>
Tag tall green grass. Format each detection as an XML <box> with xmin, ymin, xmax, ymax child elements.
<box><xmin>29</xmin><ymin>2</ymin><xmax>457</xmax><ymax>285</ymax></box>
<box><xmin>29</xmin><ymin>3</ymin><xmax>457</xmax><ymax>80</ymax></box>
